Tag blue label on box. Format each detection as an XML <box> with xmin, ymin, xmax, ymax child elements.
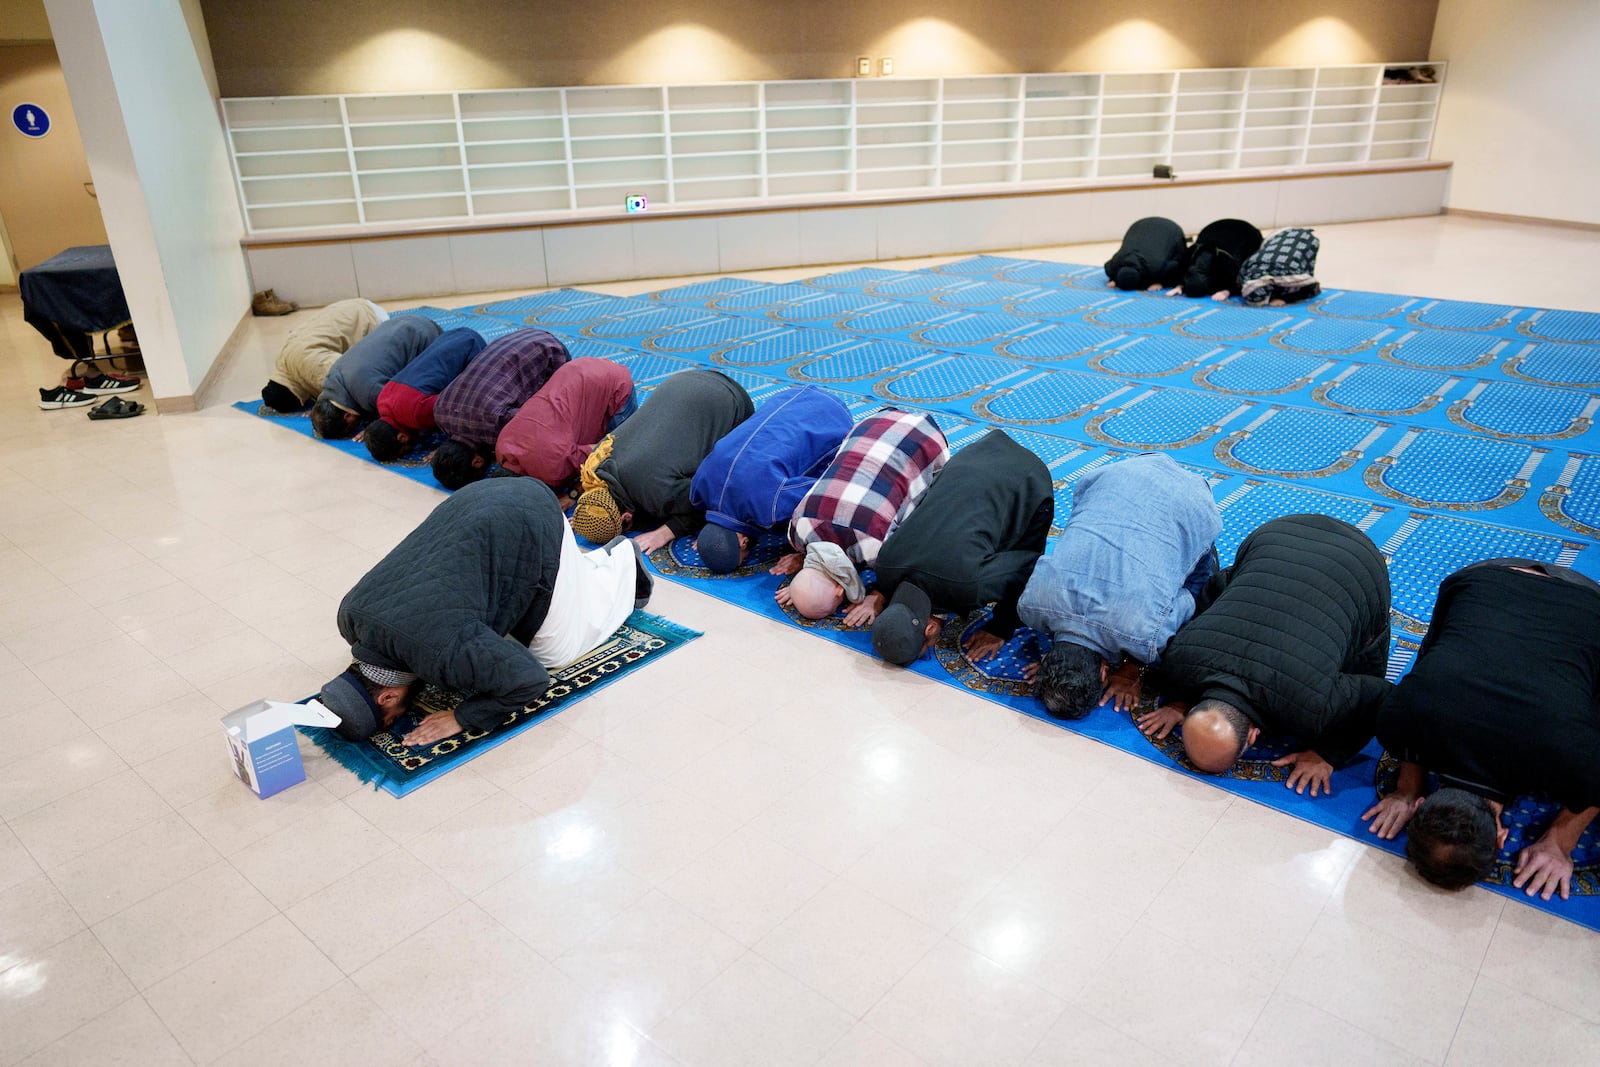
<box><xmin>247</xmin><ymin>726</ymin><xmax>306</xmax><ymax>798</ymax></box>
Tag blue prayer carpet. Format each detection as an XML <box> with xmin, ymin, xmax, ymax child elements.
<box><xmin>239</xmin><ymin>258</ymin><xmax>1600</xmax><ymax>928</ymax></box>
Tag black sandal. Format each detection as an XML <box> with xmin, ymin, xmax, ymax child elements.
<box><xmin>87</xmin><ymin>396</ymin><xmax>146</xmax><ymax>420</ymax></box>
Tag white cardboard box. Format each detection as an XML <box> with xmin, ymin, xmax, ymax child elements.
<box><xmin>222</xmin><ymin>699</ymin><xmax>339</xmax><ymax>799</ymax></box>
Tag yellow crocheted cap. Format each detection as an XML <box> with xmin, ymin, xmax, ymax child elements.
<box><xmin>571</xmin><ymin>486</ymin><xmax>623</xmax><ymax>543</ymax></box>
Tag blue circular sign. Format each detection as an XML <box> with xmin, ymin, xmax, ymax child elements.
<box><xmin>12</xmin><ymin>103</ymin><xmax>50</xmax><ymax>139</ymax></box>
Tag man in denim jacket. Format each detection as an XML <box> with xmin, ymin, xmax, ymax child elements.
<box><xmin>1016</xmin><ymin>453</ymin><xmax>1221</xmax><ymax>720</ymax></box>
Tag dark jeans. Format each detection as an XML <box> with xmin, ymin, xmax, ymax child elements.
<box><xmin>1182</xmin><ymin>545</ymin><xmax>1220</xmax><ymax>600</ymax></box>
<box><xmin>606</xmin><ymin>387</ymin><xmax>638</xmax><ymax>433</ymax></box>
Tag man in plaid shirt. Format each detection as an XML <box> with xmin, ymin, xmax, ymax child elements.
<box><xmin>773</xmin><ymin>408</ymin><xmax>949</xmax><ymax>619</ymax></box>
<box><xmin>430</xmin><ymin>328</ymin><xmax>570</xmax><ymax>488</ymax></box>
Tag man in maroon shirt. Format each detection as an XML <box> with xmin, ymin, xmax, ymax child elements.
<box><xmin>494</xmin><ymin>358</ymin><xmax>636</xmax><ymax>495</ymax></box>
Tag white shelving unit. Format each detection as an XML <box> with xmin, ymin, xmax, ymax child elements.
<box><xmin>223</xmin><ymin>62</ymin><xmax>1444</xmax><ymax>234</ymax></box>
<box><xmin>1019</xmin><ymin>73</ymin><xmax>1099</xmax><ymax>184</ymax></box>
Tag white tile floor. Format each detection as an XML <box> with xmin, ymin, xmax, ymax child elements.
<box><xmin>2</xmin><ymin>214</ymin><xmax>1600</xmax><ymax>1066</ymax></box>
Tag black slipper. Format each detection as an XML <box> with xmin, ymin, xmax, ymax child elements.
<box><xmin>87</xmin><ymin>397</ymin><xmax>146</xmax><ymax>420</ymax></box>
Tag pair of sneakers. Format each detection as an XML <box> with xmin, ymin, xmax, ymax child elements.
<box><xmin>39</xmin><ymin>373</ymin><xmax>140</xmax><ymax>409</ymax></box>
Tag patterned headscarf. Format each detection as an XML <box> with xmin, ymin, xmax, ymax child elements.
<box><xmin>572</xmin><ymin>486</ymin><xmax>623</xmax><ymax>543</ymax></box>
<box><xmin>578</xmin><ymin>433</ymin><xmax>616</xmax><ymax>495</ymax></box>
<box><xmin>355</xmin><ymin>661</ymin><xmax>417</xmax><ymax>688</ymax></box>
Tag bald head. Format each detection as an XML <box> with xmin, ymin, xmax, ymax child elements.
<box><xmin>789</xmin><ymin>567</ymin><xmax>845</xmax><ymax>619</ymax></box>
<box><xmin>1181</xmin><ymin>699</ymin><xmax>1254</xmax><ymax>774</ymax></box>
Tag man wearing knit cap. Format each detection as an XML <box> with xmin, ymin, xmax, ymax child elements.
<box><xmin>363</xmin><ymin>327</ymin><xmax>487</xmax><ymax>462</ymax></box>
<box><xmin>310</xmin><ymin>315</ymin><xmax>443</xmax><ymax>439</ymax></box>
<box><xmin>570</xmin><ymin>368</ymin><xmax>754</xmax><ymax>554</ymax></box>
<box><xmin>430</xmin><ymin>328</ymin><xmax>571</xmax><ymax>489</ymax></box>
<box><xmin>261</xmin><ymin>298</ymin><xmax>386</xmax><ymax>413</ymax></box>
<box><xmin>772</xmin><ymin>408</ymin><xmax>948</xmax><ymax>620</ymax></box>
<box><xmin>494</xmin><ymin>357</ymin><xmax>637</xmax><ymax>493</ymax></box>
<box><xmin>849</xmin><ymin>430</ymin><xmax>1053</xmax><ymax>666</ymax></box>
<box><xmin>319</xmin><ymin>479</ymin><xmax>653</xmax><ymax>746</ymax></box>
<box><xmin>688</xmin><ymin>386</ymin><xmax>854</xmax><ymax>574</ymax></box>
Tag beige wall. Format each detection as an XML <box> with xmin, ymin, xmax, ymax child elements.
<box><xmin>0</xmin><ymin>209</ymin><xmax>16</xmax><ymax>285</ymax></box>
<box><xmin>0</xmin><ymin>43</ymin><xmax>108</xmax><ymax>270</ymax></box>
<box><xmin>203</xmin><ymin>0</ymin><xmax>1438</xmax><ymax>97</ymax></box>
<box><xmin>0</xmin><ymin>0</ymin><xmax>50</xmax><ymax>42</ymax></box>
<box><xmin>1430</xmin><ymin>0</ymin><xmax>1600</xmax><ymax>225</ymax></box>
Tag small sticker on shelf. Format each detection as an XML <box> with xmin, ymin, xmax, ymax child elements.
<box><xmin>625</xmin><ymin>194</ymin><xmax>648</xmax><ymax>213</ymax></box>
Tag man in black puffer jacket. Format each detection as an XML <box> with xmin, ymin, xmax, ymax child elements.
<box><xmin>1137</xmin><ymin>513</ymin><xmax>1392</xmax><ymax>796</ymax></box>
<box><xmin>318</xmin><ymin>479</ymin><xmax>651</xmax><ymax>746</ymax></box>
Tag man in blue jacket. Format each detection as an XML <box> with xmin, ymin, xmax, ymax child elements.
<box><xmin>311</xmin><ymin>315</ymin><xmax>442</xmax><ymax>439</ymax></box>
<box><xmin>689</xmin><ymin>386</ymin><xmax>854</xmax><ymax>573</ymax></box>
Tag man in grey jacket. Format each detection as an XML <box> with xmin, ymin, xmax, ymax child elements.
<box><xmin>318</xmin><ymin>479</ymin><xmax>652</xmax><ymax>746</ymax></box>
<box><xmin>570</xmin><ymin>368</ymin><xmax>754</xmax><ymax>554</ymax></box>
<box><xmin>310</xmin><ymin>315</ymin><xmax>442</xmax><ymax>439</ymax></box>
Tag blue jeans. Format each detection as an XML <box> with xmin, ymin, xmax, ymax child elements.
<box><xmin>606</xmin><ymin>388</ymin><xmax>638</xmax><ymax>433</ymax></box>
<box><xmin>1183</xmin><ymin>545</ymin><xmax>1220</xmax><ymax>599</ymax></box>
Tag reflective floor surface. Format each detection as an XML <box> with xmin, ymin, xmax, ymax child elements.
<box><xmin>1</xmin><ymin>213</ymin><xmax>1598</xmax><ymax>1066</ymax></box>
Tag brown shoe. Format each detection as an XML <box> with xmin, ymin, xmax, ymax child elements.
<box><xmin>252</xmin><ymin>289</ymin><xmax>298</xmax><ymax>316</ymax></box>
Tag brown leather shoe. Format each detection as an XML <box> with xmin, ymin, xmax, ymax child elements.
<box><xmin>252</xmin><ymin>289</ymin><xmax>298</xmax><ymax>316</ymax></box>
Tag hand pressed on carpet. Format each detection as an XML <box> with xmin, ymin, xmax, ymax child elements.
<box><xmin>632</xmin><ymin>525</ymin><xmax>675</xmax><ymax>555</ymax></box>
<box><xmin>963</xmin><ymin>629</ymin><xmax>1005</xmax><ymax>663</ymax></box>
<box><xmin>1272</xmin><ymin>750</ymin><xmax>1333</xmax><ymax>797</ymax></box>
<box><xmin>402</xmin><ymin>710</ymin><xmax>463</xmax><ymax>747</ymax></box>
<box><xmin>1514</xmin><ymin>834</ymin><xmax>1575</xmax><ymax>901</ymax></box>
<box><xmin>1361</xmin><ymin>794</ymin><xmax>1419</xmax><ymax>839</ymax></box>
<box><xmin>1361</xmin><ymin>761</ymin><xmax>1425</xmax><ymax>839</ymax></box>
<box><xmin>769</xmin><ymin>552</ymin><xmax>803</xmax><ymax>577</ymax></box>
<box><xmin>1136</xmin><ymin>702</ymin><xmax>1186</xmax><ymax>739</ymax></box>
<box><xmin>1101</xmin><ymin>660</ymin><xmax>1143</xmax><ymax>713</ymax></box>
<box><xmin>842</xmin><ymin>591</ymin><xmax>886</xmax><ymax>628</ymax></box>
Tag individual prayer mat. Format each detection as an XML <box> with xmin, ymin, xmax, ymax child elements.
<box><xmin>297</xmin><ymin>611</ymin><xmax>699</xmax><ymax>797</ymax></box>
<box><xmin>231</xmin><ymin>400</ymin><xmax>449</xmax><ymax>490</ymax></box>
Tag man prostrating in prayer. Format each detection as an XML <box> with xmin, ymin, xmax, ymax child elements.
<box><xmin>1142</xmin><ymin>513</ymin><xmax>1392</xmax><ymax>796</ymax></box>
<box><xmin>1015</xmin><ymin>452</ymin><xmax>1220</xmax><ymax>720</ymax></box>
<box><xmin>318</xmin><ymin>479</ymin><xmax>652</xmax><ymax>746</ymax></box>
<box><xmin>1367</xmin><ymin>558</ymin><xmax>1600</xmax><ymax>900</ymax></box>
